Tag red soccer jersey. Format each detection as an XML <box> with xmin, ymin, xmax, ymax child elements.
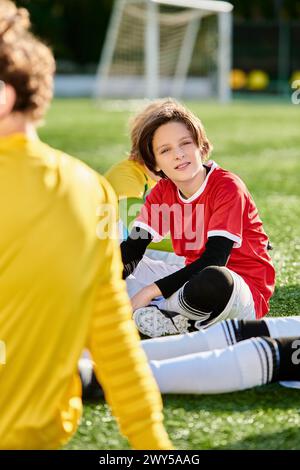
<box><xmin>134</xmin><ymin>161</ymin><xmax>275</xmax><ymax>318</ymax></box>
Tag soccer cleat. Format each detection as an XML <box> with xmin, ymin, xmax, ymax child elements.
<box><xmin>133</xmin><ymin>305</ymin><xmax>191</xmax><ymax>338</ymax></box>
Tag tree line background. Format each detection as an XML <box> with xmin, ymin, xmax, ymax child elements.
<box><xmin>15</xmin><ymin>0</ymin><xmax>300</xmax><ymax>71</ymax></box>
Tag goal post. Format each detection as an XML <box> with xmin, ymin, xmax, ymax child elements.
<box><xmin>95</xmin><ymin>0</ymin><xmax>233</xmax><ymax>102</ymax></box>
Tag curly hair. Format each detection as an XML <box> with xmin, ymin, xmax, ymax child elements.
<box><xmin>0</xmin><ymin>0</ymin><xmax>55</xmax><ymax>121</ymax></box>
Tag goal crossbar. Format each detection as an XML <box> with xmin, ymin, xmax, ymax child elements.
<box><xmin>95</xmin><ymin>0</ymin><xmax>233</xmax><ymax>102</ymax></box>
<box><xmin>152</xmin><ymin>0</ymin><xmax>233</xmax><ymax>14</ymax></box>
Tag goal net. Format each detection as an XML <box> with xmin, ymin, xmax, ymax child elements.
<box><xmin>95</xmin><ymin>0</ymin><xmax>233</xmax><ymax>101</ymax></box>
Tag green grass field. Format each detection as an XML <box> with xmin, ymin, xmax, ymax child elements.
<box><xmin>41</xmin><ymin>98</ymin><xmax>300</xmax><ymax>450</ymax></box>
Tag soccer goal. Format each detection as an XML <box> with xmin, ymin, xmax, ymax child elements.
<box><xmin>95</xmin><ymin>0</ymin><xmax>233</xmax><ymax>102</ymax></box>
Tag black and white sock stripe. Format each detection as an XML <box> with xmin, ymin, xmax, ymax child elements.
<box><xmin>220</xmin><ymin>321</ymin><xmax>280</xmax><ymax>384</ymax></box>
<box><xmin>221</xmin><ymin>321</ymin><xmax>280</xmax><ymax>384</ymax></box>
<box><xmin>221</xmin><ymin>319</ymin><xmax>241</xmax><ymax>346</ymax></box>
<box><xmin>250</xmin><ymin>337</ymin><xmax>280</xmax><ymax>385</ymax></box>
<box><xmin>221</xmin><ymin>319</ymin><xmax>270</xmax><ymax>347</ymax></box>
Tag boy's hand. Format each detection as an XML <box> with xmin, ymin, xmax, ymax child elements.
<box><xmin>131</xmin><ymin>283</ymin><xmax>162</xmax><ymax>311</ymax></box>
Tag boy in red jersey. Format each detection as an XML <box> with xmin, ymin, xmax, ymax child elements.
<box><xmin>121</xmin><ymin>99</ymin><xmax>275</xmax><ymax>337</ymax></box>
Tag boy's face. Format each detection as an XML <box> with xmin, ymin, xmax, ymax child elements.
<box><xmin>152</xmin><ymin>121</ymin><xmax>203</xmax><ymax>183</ymax></box>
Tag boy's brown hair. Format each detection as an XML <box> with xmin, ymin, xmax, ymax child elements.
<box><xmin>130</xmin><ymin>98</ymin><xmax>212</xmax><ymax>178</ymax></box>
<box><xmin>129</xmin><ymin>100</ymin><xmax>165</xmax><ymax>163</ymax></box>
<box><xmin>0</xmin><ymin>0</ymin><xmax>55</xmax><ymax>122</ymax></box>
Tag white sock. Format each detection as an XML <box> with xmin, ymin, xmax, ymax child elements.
<box><xmin>158</xmin><ymin>285</ymin><xmax>189</xmax><ymax>314</ymax></box>
<box><xmin>142</xmin><ymin>316</ymin><xmax>300</xmax><ymax>362</ymax></box>
<box><xmin>265</xmin><ymin>316</ymin><xmax>300</xmax><ymax>338</ymax></box>
<box><xmin>142</xmin><ymin>322</ymin><xmax>229</xmax><ymax>361</ymax></box>
<box><xmin>150</xmin><ymin>337</ymin><xmax>277</xmax><ymax>394</ymax></box>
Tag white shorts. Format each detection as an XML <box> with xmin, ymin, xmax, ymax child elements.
<box><xmin>145</xmin><ymin>248</ymin><xmax>185</xmax><ymax>267</ymax></box>
<box><xmin>126</xmin><ymin>256</ymin><xmax>256</xmax><ymax>322</ymax></box>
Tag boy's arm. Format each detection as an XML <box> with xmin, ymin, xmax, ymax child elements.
<box><xmin>120</xmin><ymin>226</ymin><xmax>153</xmax><ymax>278</ymax></box>
<box><xmin>119</xmin><ymin>195</ymin><xmax>173</xmax><ymax>253</ymax></box>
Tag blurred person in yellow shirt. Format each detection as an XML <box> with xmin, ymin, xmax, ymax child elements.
<box><xmin>0</xmin><ymin>1</ymin><xmax>172</xmax><ymax>450</ymax></box>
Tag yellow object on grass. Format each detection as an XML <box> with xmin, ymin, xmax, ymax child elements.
<box><xmin>247</xmin><ymin>70</ymin><xmax>270</xmax><ymax>91</ymax></box>
<box><xmin>230</xmin><ymin>69</ymin><xmax>247</xmax><ymax>90</ymax></box>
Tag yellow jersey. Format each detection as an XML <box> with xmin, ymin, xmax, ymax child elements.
<box><xmin>0</xmin><ymin>134</ymin><xmax>172</xmax><ymax>450</ymax></box>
